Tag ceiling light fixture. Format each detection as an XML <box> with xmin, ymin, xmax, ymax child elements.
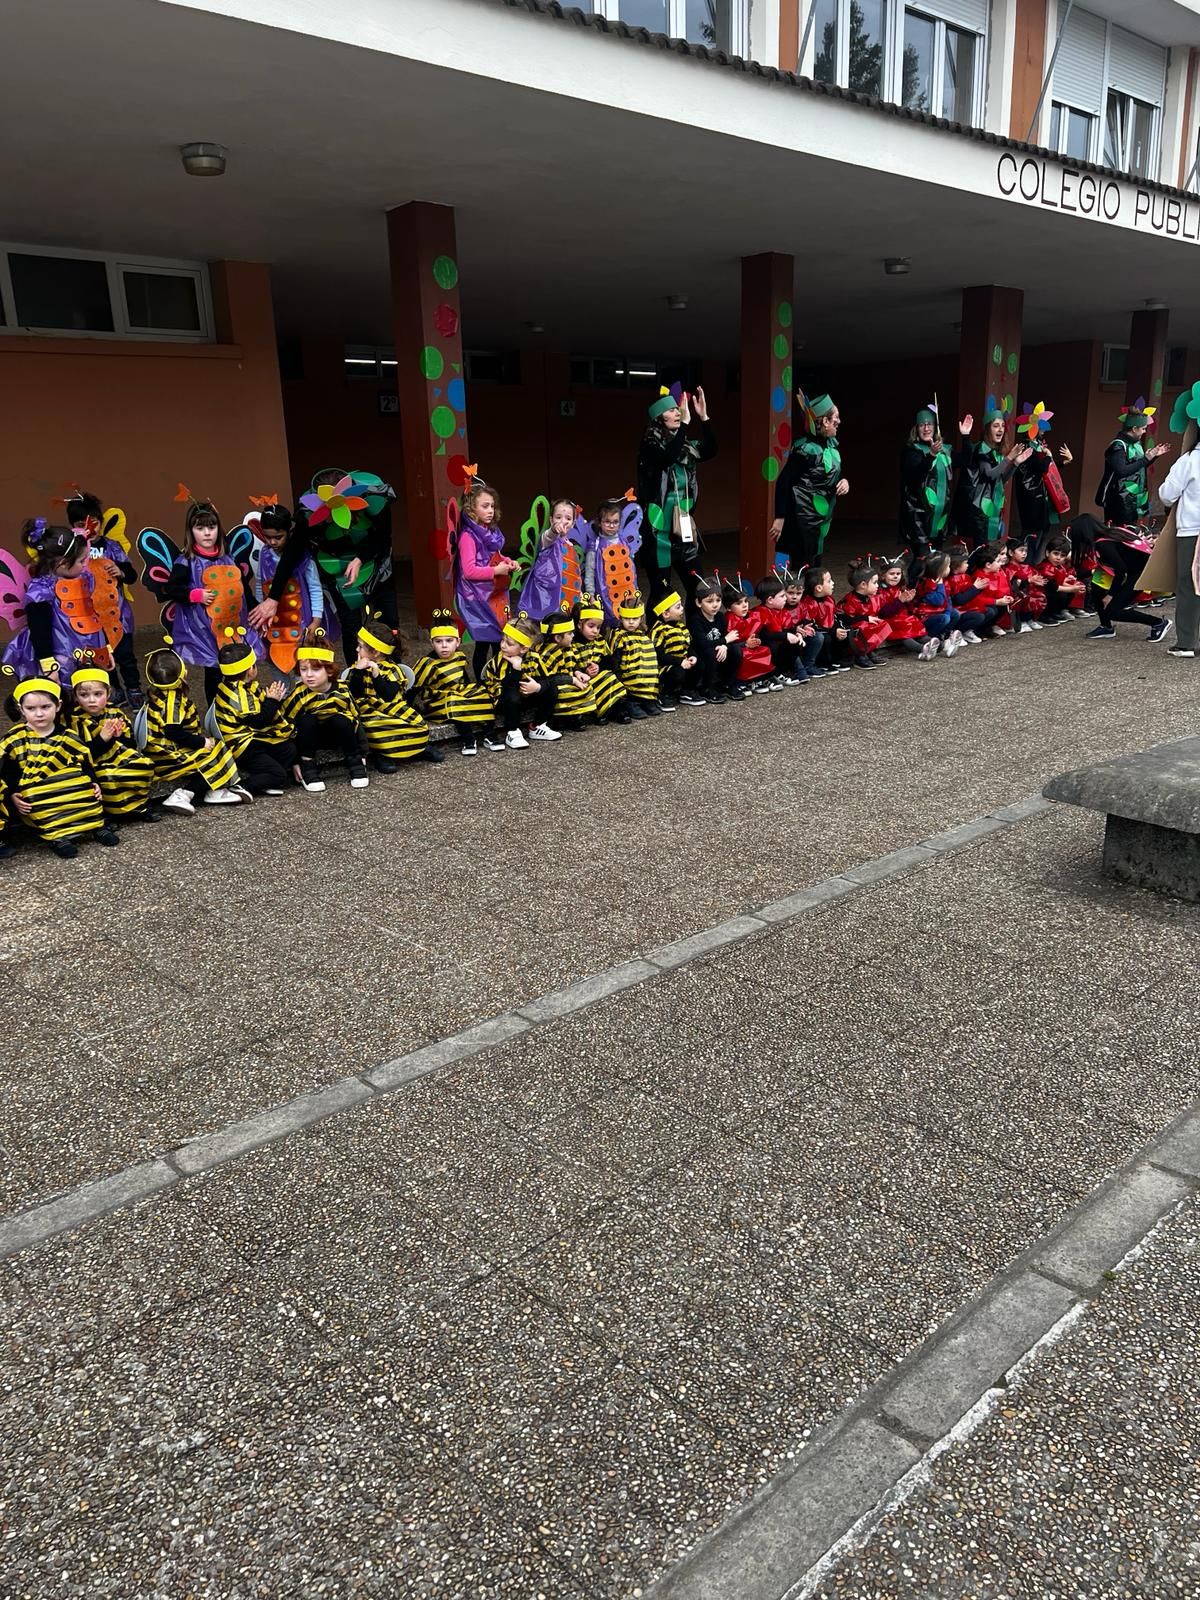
<box><xmin>883</xmin><ymin>257</ymin><xmax>911</xmax><ymax>276</ymax></box>
<box><xmin>180</xmin><ymin>142</ymin><xmax>227</xmax><ymax>177</ymax></box>
<box><xmin>524</xmin><ymin>321</ymin><xmax>545</xmax><ymax>334</ymax></box>
<box><xmin>666</xmin><ymin>293</ymin><xmax>689</xmax><ymax>311</ymax></box>
<box><xmin>1142</xmin><ymin>297</ymin><xmax>1166</xmax><ymax>311</ymax></box>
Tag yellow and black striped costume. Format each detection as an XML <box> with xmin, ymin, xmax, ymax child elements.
<box><xmin>446</xmin><ymin>650</ymin><xmax>558</xmax><ymax>726</ymax></box>
<box><xmin>651</xmin><ymin>618</ymin><xmax>691</xmax><ymax>678</ymax></box>
<box><xmin>144</xmin><ymin>688</ymin><xmax>239</xmax><ymax>791</ymax></box>
<box><xmin>281</xmin><ymin>681</ymin><xmax>359</xmax><ymax>727</ymax></box>
<box><xmin>213</xmin><ymin>680</ymin><xmax>294</xmax><ymax>760</ymax></box>
<box><xmin>345</xmin><ymin>664</ymin><xmax>430</xmax><ymax>760</ymax></box>
<box><xmin>609</xmin><ymin>627</ymin><xmax>660</xmax><ymax>702</ymax></box>
<box><xmin>69</xmin><ymin>707</ymin><xmax>155</xmax><ymax>818</ymax></box>
<box><xmin>410</xmin><ymin>650</ymin><xmax>469</xmax><ymax>722</ymax></box>
<box><xmin>0</xmin><ymin>726</ymin><xmax>104</xmax><ymax>843</ymax></box>
<box><xmin>573</xmin><ymin>636</ymin><xmax>628</xmax><ymax>719</ymax></box>
<box><xmin>537</xmin><ymin>637</ymin><xmax>598</xmax><ymax>722</ymax></box>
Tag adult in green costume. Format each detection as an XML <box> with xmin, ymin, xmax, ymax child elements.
<box><xmin>1097</xmin><ymin>397</ymin><xmax>1171</xmax><ymax>527</ymax></box>
<box><xmin>951</xmin><ymin>402</ymin><xmax>1030</xmax><ymax>544</ymax></box>
<box><xmin>898</xmin><ymin>404</ymin><xmax>952</xmax><ymax>578</ymax></box>
<box><xmin>771</xmin><ymin>393</ymin><xmax>847</xmax><ymax>569</ymax></box>
<box><xmin>636</xmin><ymin>383</ymin><xmax>716</xmax><ymax>602</ymax></box>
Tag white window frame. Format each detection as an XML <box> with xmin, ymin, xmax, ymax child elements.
<box><xmin>803</xmin><ymin>0</ymin><xmax>984</xmax><ymax>121</ymax></box>
<box><xmin>898</xmin><ymin>7</ymin><xmax>985</xmax><ymax>123</ymax></box>
<box><xmin>0</xmin><ymin>241</ymin><xmax>213</xmax><ymax>342</ymax></box>
<box><xmin>1047</xmin><ymin>99</ymin><xmax>1098</xmax><ymax>159</ymax></box>
<box><xmin>592</xmin><ymin>0</ymin><xmax>751</xmax><ymax>56</ymax></box>
<box><xmin>1048</xmin><ymin>9</ymin><xmax>1165</xmax><ymax>176</ymax></box>
<box><xmin>1103</xmin><ymin>86</ymin><xmax>1160</xmax><ymax>179</ymax></box>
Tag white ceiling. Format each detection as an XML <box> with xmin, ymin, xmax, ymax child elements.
<box><xmin>6</xmin><ymin>0</ymin><xmax>1200</xmax><ymax>361</ymax></box>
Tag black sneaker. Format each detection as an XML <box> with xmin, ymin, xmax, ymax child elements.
<box><xmin>611</xmin><ymin>708</ymin><xmax>633</xmax><ymax>724</ymax></box>
<box><xmin>678</xmin><ymin>692</ymin><xmax>708</xmax><ymax>707</ymax></box>
<box><xmin>628</xmin><ymin>701</ymin><xmax>649</xmax><ymax>720</ymax></box>
<box><xmin>51</xmin><ymin>840</ymin><xmax>79</xmax><ymax>859</ymax></box>
<box><xmin>852</xmin><ymin>656</ymin><xmax>880</xmax><ymax>670</ymax></box>
<box><xmin>642</xmin><ymin>700</ymin><xmax>662</xmax><ymax>717</ymax></box>
<box><xmin>807</xmin><ymin>667</ymin><xmax>829</xmax><ymax>678</ymax></box>
<box><xmin>95</xmin><ymin>825</ymin><xmax>121</xmax><ymax>847</ymax></box>
<box><xmin>348</xmin><ymin>760</ymin><xmax>370</xmax><ymax>788</ymax></box>
<box><xmin>419</xmin><ymin>744</ymin><xmax>445</xmax><ymax>763</ymax></box>
<box><xmin>707</xmin><ymin>692</ymin><xmax>729</xmax><ymax>705</ymax></box>
<box><xmin>373</xmin><ymin>755</ymin><xmax>399</xmax><ymax>775</ymax></box>
<box><xmin>0</xmin><ymin>838</ymin><xmax>16</xmax><ymax>859</ymax></box>
<box><xmin>1148</xmin><ymin>617</ymin><xmax>1173</xmax><ymax>643</ymax></box>
<box><xmin>461</xmin><ymin>738</ymin><xmax>479</xmax><ymax>757</ymax></box>
<box><xmin>1085</xmin><ymin>624</ymin><xmax>1117</xmax><ymax>639</ymax></box>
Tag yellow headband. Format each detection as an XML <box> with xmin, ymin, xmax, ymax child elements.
<box><xmin>357</xmin><ymin>624</ymin><xmax>395</xmax><ymax>656</ymax></box>
<box><xmin>13</xmin><ymin>676</ymin><xmax>62</xmax><ymax>702</ymax></box>
<box><xmin>618</xmin><ymin>599</ymin><xmax>644</xmax><ymax>618</ymax></box>
<box><xmin>548</xmin><ymin>617</ymin><xmax>575</xmax><ymax>635</ymax></box>
<box><xmin>578</xmin><ymin>604</ymin><xmax>604</xmax><ymax>621</ymax></box>
<box><xmin>652</xmin><ymin>590</ymin><xmax>682</xmax><ymax>616</ymax></box>
<box><xmin>71</xmin><ymin>667</ymin><xmax>110</xmax><ymax>688</ymax></box>
<box><xmin>219</xmin><ymin>649</ymin><xmax>257</xmax><ymax>677</ymax></box>
<box><xmin>429</xmin><ymin>623</ymin><xmax>460</xmax><ymax>640</ymax></box>
<box><xmin>297</xmin><ymin>645</ymin><xmax>336</xmax><ymax>664</ymax></box>
<box><xmin>503</xmin><ymin>621</ymin><xmax>535</xmax><ymax>646</ymax></box>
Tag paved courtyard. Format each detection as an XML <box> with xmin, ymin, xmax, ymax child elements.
<box><xmin>2</xmin><ymin>613</ymin><xmax>1199</xmax><ymax>1597</ymax></box>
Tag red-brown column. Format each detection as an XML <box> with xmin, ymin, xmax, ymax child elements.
<box><xmin>1125</xmin><ymin>306</ymin><xmax>1169</xmax><ymax>412</ymax></box>
<box><xmin>387</xmin><ymin>202</ymin><xmax>465</xmax><ymax>623</ymax></box>
<box><xmin>958</xmin><ymin>285</ymin><xmax>1024</xmax><ymax>434</ymax></box>
<box><xmin>740</xmin><ymin>252</ymin><xmax>795</xmax><ymax>578</ymax></box>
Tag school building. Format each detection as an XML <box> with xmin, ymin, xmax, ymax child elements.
<box><xmin>6</xmin><ymin>0</ymin><xmax>1200</xmax><ymax>621</ymax></box>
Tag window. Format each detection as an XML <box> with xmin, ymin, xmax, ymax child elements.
<box><xmin>1048</xmin><ymin>102</ymin><xmax>1096</xmax><ymax>161</ymax></box>
<box><xmin>1102</xmin><ymin>344</ymin><xmax>1129</xmax><ymax>386</ymax></box>
<box><xmin>569</xmin><ymin>356</ymin><xmax>702</xmax><ymax>390</ymax></box>
<box><xmin>343</xmin><ymin>346</ymin><xmax>520</xmax><ymax>384</ymax></box>
<box><xmin>1104</xmin><ymin>90</ymin><xmax>1156</xmax><ymax>178</ymax></box>
<box><xmin>1048</xmin><ymin>6</ymin><xmax>1164</xmax><ymax>176</ymax></box>
<box><xmin>592</xmin><ymin>0</ymin><xmax>749</xmax><ymax>54</ymax></box>
<box><xmin>813</xmin><ymin>0</ymin><xmax>983</xmax><ymax>122</ymax></box>
<box><xmin>0</xmin><ymin>243</ymin><xmax>212</xmax><ymax>340</ymax></box>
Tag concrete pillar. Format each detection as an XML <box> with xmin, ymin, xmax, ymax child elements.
<box><xmin>958</xmin><ymin>285</ymin><xmax>1024</xmax><ymax>435</ymax></box>
<box><xmin>1125</xmin><ymin>306</ymin><xmax>1169</xmax><ymax>412</ymax></box>
<box><xmin>207</xmin><ymin>260</ymin><xmax>292</xmax><ymax>497</ymax></box>
<box><xmin>740</xmin><ymin>252</ymin><xmax>795</xmax><ymax>579</ymax></box>
<box><xmin>386</xmin><ymin>202</ymin><xmax>463</xmax><ymax>624</ymax></box>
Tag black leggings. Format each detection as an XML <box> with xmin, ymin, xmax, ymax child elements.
<box><xmin>238</xmin><ymin>737</ymin><xmax>298</xmax><ymax>794</ymax></box>
<box><xmin>203</xmin><ymin>666</ymin><xmax>220</xmax><ymax>704</ymax></box>
<box><xmin>473</xmin><ymin>640</ymin><xmax>497</xmax><ymax>680</ymax></box>
<box><xmin>329</xmin><ymin>579</ymin><xmax>398</xmax><ymax>666</ymax></box>
<box><xmin>497</xmin><ymin>677</ymin><xmax>555</xmax><ymax>730</ymax></box>
<box><xmin>294</xmin><ymin>710</ymin><xmax>363</xmax><ymax>763</ymax></box>
<box><xmin>1095</xmin><ymin>539</ymin><xmax>1157</xmax><ymax>629</ymax></box>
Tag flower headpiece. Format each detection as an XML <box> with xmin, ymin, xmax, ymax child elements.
<box><xmin>648</xmin><ymin>382</ymin><xmax>684</xmax><ymax>421</ymax></box>
<box><xmin>300</xmin><ymin>474</ymin><xmax>370</xmax><ymax>530</ymax></box>
<box><xmin>1016</xmin><ymin>400</ymin><xmax>1053</xmax><ymax>439</ymax></box>
<box><xmin>1118</xmin><ymin>395</ymin><xmax>1156</xmax><ymax>431</ymax></box>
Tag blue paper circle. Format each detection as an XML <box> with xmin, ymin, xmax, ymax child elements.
<box><xmin>447</xmin><ymin>376</ymin><xmax>466</xmax><ymax>412</ymax></box>
<box><xmin>771</xmin><ymin>385</ymin><xmax>786</xmax><ymax>414</ymax></box>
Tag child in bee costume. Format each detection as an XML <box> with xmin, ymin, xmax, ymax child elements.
<box><xmin>538</xmin><ymin>603</ymin><xmax>599</xmax><ymax>729</ymax></box>
<box><xmin>66</xmin><ymin>654</ymin><xmax>157</xmax><ymax>822</ymax></box>
<box><xmin>608</xmin><ymin>590</ymin><xmax>668</xmax><ymax>717</ymax></box>
<box><xmin>344</xmin><ymin>613</ymin><xmax>443</xmax><ymax>771</ymax></box>
<box><xmin>139</xmin><ymin>639</ymin><xmax>245</xmax><ymax>814</ymax></box>
<box><xmin>211</xmin><ymin>629</ymin><xmax>298</xmax><ymax>796</ymax></box>
<box><xmin>0</xmin><ymin>667</ymin><xmax>115</xmax><ymax>857</ymax></box>
<box><xmin>448</xmin><ymin>612</ymin><xmax>561</xmax><ymax>753</ymax></box>
<box><xmin>410</xmin><ymin>611</ymin><xmax>471</xmax><ymax>725</ymax></box>
<box><xmin>573</xmin><ymin>594</ymin><xmax>630</xmax><ymax>724</ymax></box>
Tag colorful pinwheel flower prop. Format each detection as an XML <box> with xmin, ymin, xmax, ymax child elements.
<box><xmin>301</xmin><ymin>474</ymin><xmax>369</xmax><ymax>529</ymax></box>
<box><xmin>1016</xmin><ymin>400</ymin><xmax>1053</xmax><ymax>439</ymax></box>
<box><xmin>1118</xmin><ymin>395</ymin><xmax>1157</xmax><ymax>432</ymax></box>
<box><xmin>1169</xmin><ymin>380</ymin><xmax>1200</xmax><ymax>435</ymax></box>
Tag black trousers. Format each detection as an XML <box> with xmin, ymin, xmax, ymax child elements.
<box><xmin>238</xmin><ymin>737</ymin><xmax>298</xmax><ymax>793</ymax></box>
<box><xmin>295</xmin><ymin>710</ymin><xmax>363</xmax><ymax>763</ymax></box>
<box><xmin>692</xmin><ymin>639</ymin><xmax>741</xmax><ymax>695</ymax></box>
<box><xmin>1095</xmin><ymin>540</ymin><xmax>1157</xmax><ymax>629</ymax></box>
<box><xmin>497</xmin><ymin>677</ymin><xmax>556</xmax><ymax>730</ymax></box>
<box><xmin>203</xmin><ymin>666</ymin><xmax>220</xmax><ymax>704</ymax></box>
<box><xmin>114</xmin><ymin>631</ymin><xmax>142</xmax><ymax>693</ymax></box>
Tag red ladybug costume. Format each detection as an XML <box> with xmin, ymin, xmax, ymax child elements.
<box><xmin>725</xmin><ymin>607</ymin><xmax>775</xmax><ymax>681</ymax></box>
<box><xmin>1006</xmin><ymin>559</ymin><xmax>1048</xmax><ymax>619</ymax></box>
<box><xmin>840</xmin><ymin>588</ymin><xmax>893</xmax><ymax>653</ymax></box>
<box><xmin>877</xmin><ymin>579</ymin><xmax>927</xmax><ymax>641</ymax></box>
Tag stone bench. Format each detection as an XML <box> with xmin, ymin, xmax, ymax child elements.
<box><xmin>1043</xmin><ymin>737</ymin><xmax>1200</xmax><ymax>902</ymax></box>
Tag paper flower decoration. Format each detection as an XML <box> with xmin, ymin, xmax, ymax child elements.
<box><xmin>1016</xmin><ymin>400</ymin><xmax>1053</xmax><ymax>439</ymax></box>
<box><xmin>1118</xmin><ymin>395</ymin><xmax>1157</xmax><ymax>431</ymax></box>
<box><xmin>1169</xmin><ymin>380</ymin><xmax>1200</xmax><ymax>435</ymax></box>
<box><xmin>984</xmin><ymin>394</ymin><xmax>1014</xmax><ymax>421</ymax></box>
<box><xmin>301</xmin><ymin>474</ymin><xmax>369</xmax><ymax>529</ymax></box>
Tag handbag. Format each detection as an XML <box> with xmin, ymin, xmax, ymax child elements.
<box><xmin>1044</xmin><ymin>458</ymin><xmax>1071</xmax><ymax>515</ymax></box>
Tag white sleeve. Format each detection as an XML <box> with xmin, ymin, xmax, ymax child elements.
<box><xmin>1158</xmin><ymin>454</ymin><xmax>1191</xmax><ymax>507</ymax></box>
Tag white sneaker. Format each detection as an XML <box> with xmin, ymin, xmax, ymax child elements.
<box><xmin>350</xmin><ymin>775</ymin><xmax>370</xmax><ymax>788</ymax></box>
<box><xmin>482</xmin><ymin>734</ymin><xmax>506</xmax><ymax>752</ymax></box>
<box><xmin>917</xmin><ymin>637</ymin><xmax>940</xmax><ymax>661</ymax></box>
<box><xmin>1018</xmin><ymin>622</ymin><xmax>1034</xmax><ymax>634</ymax></box>
<box><xmin>203</xmin><ymin>787</ymin><xmax>242</xmax><ymax>805</ymax></box>
<box><xmin>231</xmin><ymin>784</ymin><xmax>255</xmax><ymax>802</ymax></box>
<box><xmin>263</xmin><ymin>788</ymin><xmax>285</xmax><ymax>797</ymax></box>
<box><xmin>301</xmin><ymin>777</ymin><xmax>326</xmax><ymax>792</ymax></box>
<box><xmin>942</xmin><ymin>630</ymin><xmax>963</xmax><ymax>658</ymax></box>
<box><xmin>506</xmin><ymin>728</ymin><xmax>530</xmax><ymax>749</ymax></box>
<box><xmin>1029</xmin><ymin>620</ymin><xmax>1043</xmax><ymax>630</ymax></box>
<box><xmin>777</xmin><ymin>675</ymin><xmax>801</xmax><ymax>686</ymax></box>
<box><xmin>161</xmin><ymin>787</ymin><xmax>195</xmax><ymax>814</ymax></box>
<box><xmin>963</xmin><ymin>630</ymin><xmax>983</xmax><ymax>645</ymax></box>
<box><xmin>528</xmin><ymin>724</ymin><xmax>561</xmax><ymax>743</ymax></box>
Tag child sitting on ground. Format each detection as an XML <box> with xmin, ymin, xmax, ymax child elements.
<box><xmin>1005</xmin><ymin>537</ymin><xmax>1047</xmax><ymax>633</ymax></box>
<box><xmin>538</xmin><ymin>604</ymin><xmax>598</xmax><ymax>729</ymax></box>
<box><xmin>795</xmin><ymin>567</ymin><xmax>851</xmax><ymax>672</ymax></box>
<box><xmin>913</xmin><ymin>553</ymin><xmax>966</xmax><ymax>657</ymax></box>
<box><xmin>1038</xmin><ymin>536</ymin><xmax>1087</xmax><ymax>623</ymax></box>
<box><xmin>68</xmin><ymin>657</ymin><xmax>157</xmax><ymax>821</ymax></box>
<box><xmin>877</xmin><ymin>555</ymin><xmax>938</xmax><ymax>660</ymax></box>
<box><xmin>346</xmin><ymin>614</ymin><xmax>443</xmax><ymax>770</ymax></box>
<box><xmin>609</xmin><ymin>591</ymin><xmax>668</xmax><ymax>717</ymax></box>
<box><xmin>688</xmin><ymin>577</ymin><xmax>742</xmax><ymax>704</ymax></box>
<box><xmin>0</xmin><ymin>667</ymin><xmax>115</xmax><ymax>858</ymax></box>
<box><xmin>840</xmin><ymin>561</ymin><xmax>893</xmax><ymax>670</ymax></box>
<box><xmin>212</xmin><ymin>629</ymin><xmax>297</xmax><ymax>795</ymax></box>
<box><xmin>573</xmin><ymin>595</ymin><xmax>630</xmax><ymax>724</ymax></box>
<box><xmin>751</xmin><ymin>574</ymin><xmax>812</xmax><ymax>684</ymax></box>
<box><xmin>283</xmin><ymin>628</ymin><xmax>369</xmax><ymax>792</ymax></box>
<box><xmin>650</xmin><ymin>591</ymin><xmax>704</xmax><ymax>708</ymax></box>
<box><xmin>142</xmin><ymin>640</ymin><xmax>245</xmax><ymax>813</ymax></box>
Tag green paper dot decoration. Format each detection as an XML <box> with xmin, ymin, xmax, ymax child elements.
<box><xmin>1154</xmin><ymin>377</ymin><xmax>1163</xmax><ymax>396</ymax></box>
<box><xmin>430</xmin><ymin>405</ymin><xmax>456</xmax><ymax>440</ymax></box>
<box><xmin>762</xmin><ymin>456</ymin><xmax>780</xmax><ymax>481</ymax></box>
<box><xmin>647</xmin><ymin>504</ymin><xmax>666</xmax><ymax>530</ymax></box>
<box><xmin>420</xmin><ymin>346</ymin><xmax>444</xmax><ymax>381</ymax></box>
<box><xmin>432</xmin><ymin>255</ymin><xmax>458</xmax><ymax>290</ymax></box>
<box><xmin>812</xmin><ymin>493</ymin><xmax>831</xmax><ymax>516</ymax></box>
<box><xmin>1004</xmin><ymin>393</ymin><xmax>1014</xmax><ymax>414</ymax></box>
<box><xmin>777</xmin><ymin>302</ymin><xmax>793</xmax><ymax>329</ymax></box>
<box><xmin>980</xmin><ymin>497</ymin><xmax>995</xmax><ymax>518</ymax></box>
<box><xmin>773</xmin><ymin>333</ymin><xmax>789</xmax><ymax>360</ymax></box>
<box><xmin>781</xmin><ymin>365</ymin><xmax>793</xmax><ymax>392</ymax></box>
<box><xmin>1006</xmin><ymin>352</ymin><xmax>1018</xmax><ymax>375</ymax></box>
<box><xmin>678</xmin><ymin>495</ymin><xmax>695</xmax><ymax>513</ymax></box>
<box><xmin>992</xmin><ymin>343</ymin><xmax>1002</xmax><ymax>365</ymax></box>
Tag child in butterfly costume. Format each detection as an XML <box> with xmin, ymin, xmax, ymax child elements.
<box><xmin>345</xmin><ymin>615</ymin><xmax>443</xmax><ymax>771</ymax></box>
<box><xmin>67</xmin><ymin>656</ymin><xmax>156</xmax><ymax>821</ymax></box>
<box><xmin>65</xmin><ymin>490</ymin><xmax>143</xmax><ymax>706</ymax></box>
<box><xmin>2</xmin><ymin>523</ymin><xmax>114</xmax><ymax>683</ymax></box>
<box><xmin>211</xmin><ymin>630</ymin><xmax>299</xmax><ymax>796</ymax></box>
<box><xmin>245</xmin><ymin>500</ymin><xmax>332</xmax><ymax>681</ymax></box>
<box><xmin>0</xmin><ymin>667</ymin><xmax>115</xmax><ymax>858</ymax></box>
<box><xmin>138</xmin><ymin>492</ymin><xmax>261</xmax><ymax>703</ymax></box>
<box><xmin>518</xmin><ymin>499</ymin><xmax>587</xmax><ymax>622</ymax></box>
<box><xmin>583</xmin><ymin>497</ymin><xmax>642</xmax><ymax>625</ymax></box>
